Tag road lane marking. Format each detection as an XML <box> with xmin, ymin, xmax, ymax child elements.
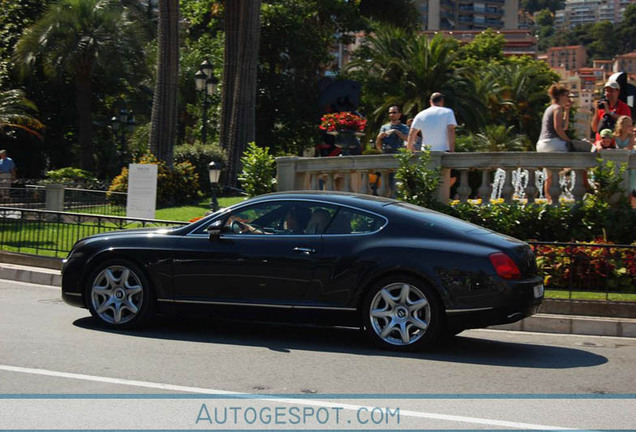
<box><xmin>0</xmin><ymin>364</ymin><xmax>582</xmax><ymax>430</ymax></box>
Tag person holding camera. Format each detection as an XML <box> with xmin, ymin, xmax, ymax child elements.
<box><xmin>591</xmin><ymin>80</ymin><xmax>631</xmax><ymax>142</ymax></box>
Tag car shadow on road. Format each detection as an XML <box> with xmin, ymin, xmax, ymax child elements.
<box><xmin>74</xmin><ymin>316</ymin><xmax>607</xmax><ymax>369</ymax></box>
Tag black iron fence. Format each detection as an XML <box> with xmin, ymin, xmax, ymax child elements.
<box><xmin>0</xmin><ymin>185</ymin><xmax>126</xmax><ymax>216</ymax></box>
<box><xmin>0</xmin><ymin>207</ymin><xmax>187</xmax><ymax>258</ymax></box>
<box><xmin>0</xmin><ymin>185</ymin><xmax>46</xmax><ymax>209</ymax></box>
<box><xmin>528</xmin><ymin>241</ymin><xmax>636</xmax><ymax>300</ymax></box>
<box><xmin>63</xmin><ymin>188</ymin><xmax>126</xmax><ymax>216</ymax></box>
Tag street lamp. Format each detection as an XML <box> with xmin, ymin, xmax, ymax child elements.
<box><xmin>195</xmin><ymin>59</ymin><xmax>219</xmax><ymax>145</ymax></box>
<box><xmin>111</xmin><ymin>108</ymin><xmax>135</xmax><ymax>159</ymax></box>
<box><xmin>208</xmin><ymin>161</ymin><xmax>222</xmax><ymax>212</ymax></box>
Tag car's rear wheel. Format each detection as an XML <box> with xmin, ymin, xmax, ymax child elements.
<box><xmin>363</xmin><ymin>276</ymin><xmax>441</xmax><ymax>351</ymax></box>
<box><xmin>86</xmin><ymin>260</ymin><xmax>154</xmax><ymax>328</ymax></box>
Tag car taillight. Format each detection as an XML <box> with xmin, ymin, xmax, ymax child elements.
<box><xmin>489</xmin><ymin>252</ymin><xmax>521</xmax><ymax>280</ymax></box>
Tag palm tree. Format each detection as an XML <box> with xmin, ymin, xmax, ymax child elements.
<box><xmin>478</xmin><ymin>62</ymin><xmax>554</xmax><ymax>143</ymax></box>
<box><xmin>0</xmin><ymin>89</ymin><xmax>44</xmax><ymax>139</ymax></box>
<box><xmin>149</xmin><ymin>0</ymin><xmax>179</xmax><ymax>167</ymax></box>
<box><xmin>220</xmin><ymin>0</ymin><xmax>262</xmax><ymax>188</ymax></box>
<box><xmin>346</xmin><ymin>29</ymin><xmax>485</xmax><ymax>135</ymax></box>
<box><xmin>14</xmin><ymin>0</ymin><xmax>146</xmax><ymax>171</ymax></box>
<box><xmin>473</xmin><ymin>125</ymin><xmax>528</xmax><ymax>152</ymax></box>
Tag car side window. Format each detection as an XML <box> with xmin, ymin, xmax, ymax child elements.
<box><xmin>303</xmin><ymin>205</ymin><xmax>336</xmax><ymax>234</ymax></box>
<box><xmin>222</xmin><ymin>203</ymin><xmax>286</xmax><ymax>235</ymax></box>
<box><xmin>326</xmin><ymin>208</ymin><xmax>384</xmax><ymax>235</ymax></box>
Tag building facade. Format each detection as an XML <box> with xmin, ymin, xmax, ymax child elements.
<box><xmin>615</xmin><ymin>51</ymin><xmax>636</xmax><ymax>75</ymax></box>
<box><xmin>414</xmin><ymin>0</ymin><xmax>519</xmax><ymax>30</ymax></box>
<box><xmin>555</xmin><ymin>0</ymin><xmax>635</xmax><ymax>28</ymax></box>
<box><xmin>546</xmin><ymin>45</ymin><xmax>587</xmax><ymax>71</ymax></box>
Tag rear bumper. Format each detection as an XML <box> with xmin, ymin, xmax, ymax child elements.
<box><xmin>446</xmin><ymin>277</ymin><xmax>544</xmax><ymax>330</ymax></box>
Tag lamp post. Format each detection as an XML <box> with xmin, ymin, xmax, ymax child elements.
<box><xmin>194</xmin><ymin>59</ymin><xmax>219</xmax><ymax>145</ymax></box>
<box><xmin>208</xmin><ymin>161</ymin><xmax>222</xmax><ymax>212</ymax></box>
<box><xmin>111</xmin><ymin>108</ymin><xmax>135</xmax><ymax>159</ymax></box>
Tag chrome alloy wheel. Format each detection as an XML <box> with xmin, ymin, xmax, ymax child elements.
<box><xmin>90</xmin><ymin>265</ymin><xmax>144</xmax><ymax>325</ymax></box>
<box><xmin>368</xmin><ymin>282</ymin><xmax>431</xmax><ymax>346</ymax></box>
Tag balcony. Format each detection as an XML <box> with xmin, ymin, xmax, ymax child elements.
<box><xmin>276</xmin><ymin>152</ymin><xmax>636</xmax><ymax>205</ymax></box>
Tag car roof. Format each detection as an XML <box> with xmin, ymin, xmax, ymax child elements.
<box><xmin>250</xmin><ymin>191</ymin><xmax>398</xmax><ymax>209</ymax></box>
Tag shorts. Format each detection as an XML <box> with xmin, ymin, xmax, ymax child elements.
<box><xmin>536</xmin><ymin>137</ymin><xmax>568</xmax><ymax>153</ymax></box>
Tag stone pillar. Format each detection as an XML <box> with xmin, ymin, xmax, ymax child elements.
<box><xmin>275</xmin><ymin>157</ymin><xmax>298</xmax><ymax>191</ymax></box>
<box><xmin>45</xmin><ymin>184</ymin><xmax>65</xmax><ymax>212</ymax></box>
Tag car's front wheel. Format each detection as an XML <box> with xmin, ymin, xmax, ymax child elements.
<box><xmin>362</xmin><ymin>276</ymin><xmax>441</xmax><ymax>351</ymax></box>
<box><xmin>86</xmin><ymin>260</ymin><xmax>154</xmax><ymax>328</ymax></box>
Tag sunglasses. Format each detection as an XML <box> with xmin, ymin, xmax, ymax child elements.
<box><xmin>388</xmin><ymin>111</ymin><xmax>399</xmax><ymax>114</ymax></box>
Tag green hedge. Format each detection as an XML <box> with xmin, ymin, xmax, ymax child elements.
<box><xmin>174</xmin><ymin>143</ymin><xmax>227</xmax><ymax>194</ymax></box>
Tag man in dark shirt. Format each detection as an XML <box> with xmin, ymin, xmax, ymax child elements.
<box><xmin>375</xmin><ymin>106</ymin><xmax>409</xmax><ymax>154</ymax></box>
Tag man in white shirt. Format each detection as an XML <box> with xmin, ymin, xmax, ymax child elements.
<box><xmin>407</xmin><ymin>92</ymin><xmax>457</xmax><ymax>152</ymax></box>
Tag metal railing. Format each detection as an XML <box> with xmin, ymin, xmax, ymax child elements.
<box><xmin>0</xmin><ymin>185</ymin><xmax>46</xmax><ymax>209</ymax></box>
<box><xmin>63</xmin><ymin>188</ymin><xmax>126</xmax><ymax>216</ymax></box>
<box><xmin>0</xmin><ymin>207</ymin><xmax>188</xmax><ymax>258</ymax></box>
<box><xmin>528</xmin><ymin>241</ymin><xmax>636</xmax><ymax>300</ymax></box>
<box><xmin>0</xmin><ymin>184</ymin><xmax>127</xmax><ymax>216</ymax></box>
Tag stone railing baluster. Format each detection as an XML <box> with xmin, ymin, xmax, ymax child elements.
<box><xmin>477</xmin><ymin>169</ymin><xmax>491</xmax><ymax>201</ymax></box>
<box><xmin>456</xmin><ymin>169</ymin><xmax>471</xmax><ymax>201</ymax></box>
<box><xmin>275</xmin><ymin>151</ymin><xmax>633</xmax><ymax>205</ymax></box>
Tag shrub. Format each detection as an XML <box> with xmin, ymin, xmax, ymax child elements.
<box><xmin>395</xmin><ymin>147</ymin><xmax>440</xmax><ymax>208</ymax></box>
<box><xmin>174</xmin><ymin>142</ymin><xmax>228</xmax><ymax>194</ymax></box>
<box><xmin>108</xmin><ymin>154</ymin><xmax>199</xmax><ymax>207</ymax></box>
<box><xmin>443</xmin><ymin>200</ymin><xmax>635</xmax><ymax>243</ymax></box>
<box><xmin>238</xmin><ymin>142</ymin><xmax>276</xmax><ymax>197</ymax></box>
<box><xmin>40</xmin><ymin>167</ymin><xmax>101</xmax><ymax>189</ymax></box>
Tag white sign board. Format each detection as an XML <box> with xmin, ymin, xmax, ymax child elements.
<box><xmin>126</xmin><ymin>164</ymin><xmax>158</xmax><ymax>219</ymax></box>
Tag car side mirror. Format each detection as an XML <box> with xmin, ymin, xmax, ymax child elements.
<box><xmin>206</xmin><ymin>219</ymin><xmax>223</xmax><ymax>241</ymax></box>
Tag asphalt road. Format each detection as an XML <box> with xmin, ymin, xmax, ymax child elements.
<box><xmin>1</xmin><ymin>279</ymin><xmax>635</xmax><ymax>431</ymax></box>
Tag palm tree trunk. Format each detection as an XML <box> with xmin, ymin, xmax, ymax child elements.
<box><xmin>220</xmin><ymin>0</ymin><xmax>261</xmax><ymax>188</ymax></box>
<box><xmin>75</xmin><ymin>76</ymin><xmax>94</xmax><ymax>171</ymax></box>
<box><xmin>149</xmin><ymin>0</ymin><xmax>179</xmax><ymax>167</ymax></box>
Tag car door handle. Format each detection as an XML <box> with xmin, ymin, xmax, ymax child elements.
<box><xmin>293</xmin><ymin>247</ymin><xmax>316</xmax><ymax>255</ymax></box>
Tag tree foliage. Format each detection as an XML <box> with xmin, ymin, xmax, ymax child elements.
<box><xmin>14</xmin><ymin>0</ymin><xmax>148</xmax><ymax>171</ymax></box>
<box><xmin>538</xmin><ymin>5</ymin><xmax>636</xmax><ymax>58</ymax></box>
<box><xmin>345</xmin><ymin>29</ymin><xmax>484</xmax><ymax>136</ymax></box>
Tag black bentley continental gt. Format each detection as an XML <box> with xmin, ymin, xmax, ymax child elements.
<box><xmin>61</xmin><ymin>191</ymin><xmax>543</xmax><ymax>350</ymax></box>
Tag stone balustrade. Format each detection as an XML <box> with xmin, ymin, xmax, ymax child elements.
<box><xmin>276</xmin><ymin>151</ymin><xmax>636</xmax><ymax>204</ymax></box>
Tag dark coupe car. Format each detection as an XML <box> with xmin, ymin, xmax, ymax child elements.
<box><xmin>62</xmin><ymin>191</ymin><xmax>543</xmax><ymax>351</ymax></box>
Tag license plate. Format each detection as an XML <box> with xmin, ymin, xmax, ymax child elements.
<box><xmin>533</xmin><ymin>284</ymin><xmax>544</xmax><ymax>298</ymax></box>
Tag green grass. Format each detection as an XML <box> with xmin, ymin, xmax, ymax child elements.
<box><xmin>545</xmin><ymin>290</ymin><xmax>636</xmax><ymax>302</ymax></box>
<box><xmin>156</xmin><ymin>196</ymin><xmax>247</xmax><ymax>221</ymax></box>
<box><xmin>0</xmin><ymin>196</ymin><xmax>249</xmax><ymax>257</ymax></box>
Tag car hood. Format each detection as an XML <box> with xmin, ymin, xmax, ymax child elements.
<box><xmin>75</xmin><ymin>227</ymin><xmax>177</xmax><ymax>244</ymax></box>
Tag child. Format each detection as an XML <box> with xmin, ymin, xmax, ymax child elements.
<box><xmin>592</xmin><ymin>128</ymin><xmax>616</xmax><ymax>152</ymax></box>
<box><xmin>613</xmin><ymin>115</ymin><xmax>634</xmax><ymax>150</ymax></box>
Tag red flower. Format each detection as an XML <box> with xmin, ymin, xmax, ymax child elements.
<box><xmin>319</xmin><ymin>112</ymin><xmax>366</xmax><ymax>132</ymax></box>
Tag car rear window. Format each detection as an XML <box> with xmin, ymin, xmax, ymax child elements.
<box><xmin>391</xmin><ymin>202</ymin><xmax>494</xmax><ymax>235</ymax></box>
<box><xmin>326</xmin><ymin>208</ymin><xmax>385</xmax><ymax>235</ymax></box>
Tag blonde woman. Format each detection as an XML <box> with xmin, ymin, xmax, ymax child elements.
<box><xmin>614</xmin><ymin>115</ymin><xmax>634</xmax><ymax>150</ymax></box>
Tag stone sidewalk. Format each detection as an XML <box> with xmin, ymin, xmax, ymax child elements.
<box><xmin>1</xmin><ymin>258</ymin><xmax>635</xmax><ymax>338</ymax></box>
